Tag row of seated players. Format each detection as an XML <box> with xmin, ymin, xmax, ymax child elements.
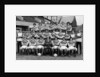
<box><xmin>18</xmin><ymin>38</ymin><xmax>78</xmax><ymax>57</ymax></box>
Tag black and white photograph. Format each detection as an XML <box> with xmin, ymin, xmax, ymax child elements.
<box><xmin>5</xmin><ymin>5</ymin><xmax>95</xmax><ymax>72</ymax></box>
<box><xmin>16</xmin><ymin>16</ymin><xmax>83</xmax><ymax>60</ymax></box>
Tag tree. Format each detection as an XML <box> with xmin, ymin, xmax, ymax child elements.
<box><xmin>71</xmin><ymin>16</ymin><xmax>77</xmax><ymax>32</ymax></box>
<box><xmin>71</xmin><ymin>16</ymin><xmax>77</xmax><ymax>27</ymax></box>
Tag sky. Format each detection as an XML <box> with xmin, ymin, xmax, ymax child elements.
<box><xmin>75</xmin><ymin>16</ymin><xmax>84</xmax><ymax>25</ymax></box>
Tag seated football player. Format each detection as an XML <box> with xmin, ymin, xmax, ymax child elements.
<box><xmin>20</xmin><ymin>38</ymin><xmax>29</xmax><ymax>55</ymax></box>
<box><xmin>68</xmin><ymin>38</ymin><xmax>77</xmax><ymax>56</ymax></box>
<box><xmin>51</xmin><ymin>38</ymin><xmax>60</xmax><ymax>57</ymax></box>
<box><xmin>28</xmin><ymin>38</ymin><xmax>37</xmax><ymax>55</ymax></box>
<box><xmin>59</xmin><ymin>39</ymin><xmax>68</xmax><ymax>56</ymax></box>
<box><xmin>36</xmin><ymin>39</ymin><xmax>45</xmax><ymax>56</ymax></box>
